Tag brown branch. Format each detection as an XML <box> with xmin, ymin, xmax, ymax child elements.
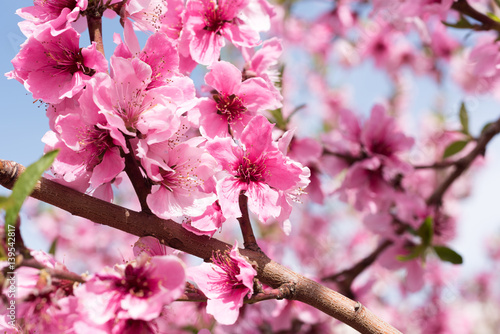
<box><xmin>237</xmin><ymin>193</ymin><xmax>260</xmax><ymax>252</ymax></box>
<box><xmin>427</xmin><ymin>117</ymin><xmax>500</xmax><ymax>206</ymax></box>
<box><xmin>451</xmin><ymin>0</ymin><xmax>500</xmax><ymax>33</ymax></box>
<box><xmin>322</xmin><ymin>239</ymin><xmax>393</xmax><ymax>299</ymax></box>
<box><xmin>246</xmin><ymin>282</ymin><xmax>296</xmax><ymax>304</ymax></box>
<box><xmin>176</xmin><ymin>282</ymin><xmax>296</xmax><ymax>304</ymax></box>
<box><xmin>413</xmin><ymin>160</ymin><xmax>457</xmax><ymax>170</ymax></box>
<box><xmin>0</xmin><ymin>159</ymin><xmax>402</xmax><ymax>334</ymax></box>
<box><xmin>123</xmin><ymin>138</ymin><xmax>152</xmax><ymax>214</ymax></box>
<box><xmin>87</xmin><ymin>14</ymin><xmax>105</xmax><ymax>56</ymax></box>
<box><xmin>322</xmin><ymin>149</ymin><xmax>363</xmax><ymax>166</ymax></box>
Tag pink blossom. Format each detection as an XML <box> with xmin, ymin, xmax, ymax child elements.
<box><xmin>197</xmin><ymin>60</ymin><xmax>282</xmax><ymax>138</ymax></box>
<box><xmin>206</xmin><ymin>115</ymin><xmax>306</xmax><ymax>223</ymax></box>
<box><xmin>42</xmin><ymin>86</ymin><xmax>125</xmax><ymax>198</ymax></box>
<box><xmin>8</xmin><ymin>26</ymin><xmax>107</xmax><ymax>104</ymax></box>
<box><xmin>361</xmin><ymin>104</ymin><xmax>414</xmax><ymax>172</ymax></box>
<box><xmin>324</xmin><ymin>105</ymin><xmax>414</xmax><ymax>212</ymax></box>
<box><xmin>184</xmin><ymin>201</ymin><xmax>226</xmax><ymax>236</ymax></box>
<box><xmin>138</xmin><ymin>139</ymin><xmax>217</xmax><ymax>220</ymax></box>
<box><xmin>242</xmin><ymin>37</ymin><xmax>283</xmax><ymax>101</ymax></box>
<box><xmin>121</xmin><ymin>0</ymin><xmax>168</xmax><ymax>32</ymax></box>
<box><xmin>81</xmin><ymin>55</ymin><xmax>195</xmax><ymax>152</ymax></box>
<box><xmin>16</xmin><ymin>0</ymin><xmax>87</xmax><ymax>36</ymax></box>
<box><xmin>189</xmin><ymin>242</ymin><xmax>256</xmax><ymax>324</ymax></box>
<box><xmin>180</xmin><ymin>0</ymin><xmax>263</xmax><ymax>65</ymax></box>
<box><xmin>452</xmin><ymin>35</ymin><xmax>500</xmax><ymax>94</ymax></box>
<box><xmin>371</xmin><ymin>0</ymin><xmax>453</xmax><ymax>22</ymax></box>
<box><xmin>133</xmin><ymin>236</ymin><xmax>169</xmax><ymax>257</ymax></box>
<box><xmin>113</xmin><ymin>32</ymin><xmax>196</xmax><ymax>92</ymax></box>
<box><xmin>429</xmin><ymin>22</ymin><xmax>460</xmax><ymax>61</ymax></box>
<box><xmin>75</xmin><ymin>254</ymin><xmax>186</xmax><ymax>323</ymax></box>
<box><xmin>378</xmin><ymin>241</ymin><xmax>426</xmax><ymax>292</ymax></box>
<box><xmin>11</xmin><ymin>251</ymin><xmax>77</xmax><ymax>333</ymax></box>
<box><xmin>159</xmin><ymin>0</ymin><xmax>185</xmax><ymax>40</ymax></box>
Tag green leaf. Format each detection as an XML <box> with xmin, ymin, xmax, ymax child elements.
<box><xmin>397</xmin><ymin>244</ymin><xmax>426</xmax><ymax>262</ymax></box>
<box><xmin>269</xmin><ymin>108</ymin><xmax>287</xmax><ymax>131</ymax></box>
<box><xmin>442</xmin><ymin>140</ymin><xmax>469</xmax><ymax>159</ymax></box>
<box><xmin>417</xmin><ymin>216</ymin><xmax>434</xmax><ymax>247</ymax></box>
<box><xmin>433</xmin><ymin>245</ymin><xmax>463</xmax><ymax>264</ymax></box>
<box><xmin>0</xmin><ymin>196</ymin><xmax>12</xmax><ymax>209</ymax></box>
<box><xmin>4</xmin><ymin>150</ymin><xmax>59</xmax><ymax>229</ymax></box>
<box><xmin>48</xmin><ymin>237</ymin><xmax>58</xmax><ymax>256</ymax></box>
<box><xmin>459</xmin><ymin>102</ymin><xmax>469</xmax><ymax>135</ymax></box>
<box><xmin>487</xmin><ymin>12</ymin><xmax>500</xmax><ymax>23</ymax></box>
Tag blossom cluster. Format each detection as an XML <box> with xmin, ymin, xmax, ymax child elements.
<box><xmin>3</xmin><ymin>0</ymin><xmax>500</xmax><ymax>333</ymax></box>
<box><xmin>3</xmin><ymin>0</ymin><xmax>307</xmax><ymax>330</ymax></box>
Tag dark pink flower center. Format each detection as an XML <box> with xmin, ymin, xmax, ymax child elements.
<box><xmin>203</xmin><ymin>2</ymin><xmax>231</xmax><ymax>33</ymax></box>
<box><xmin>77</xmin><ymin>125</ymin><xmax>114</xmax><ymax>168</ymax></box>
<box><xmin>236</xmin><ymin>156</ymin><xmax>267</xmax><ymax>184</ymax></box>
<box><xmin>211</xmin><ymin>250</ymin><xmax>245</xmax><ymax>289</ymax></box>
<box><xmin>113</xmin><ymin>264</ymin><xmax>154</xmax><ymax>298</ymax></box>
<box><xmin>213</xmin><ymin>93</ymin><xmax>247</xmax><ymax>123</ymax></box>
<box><xmin>366</xmin><ymin>140</ymin><xmax>393</xmax><ymax>157</ymax></box>
<box><xmin>159</xmin><ymin>164</ymin><xmax>202</xmax><ymax>192</ymax></box>
<box><xmin>36</xmin><ymin>0</ymin><xmax>77</xmax><ymax>13</ymax></box>
<box><xmin>45</xmin><ymin>43</ymin><xmax>95</xmax><ymax>76</ymax></box>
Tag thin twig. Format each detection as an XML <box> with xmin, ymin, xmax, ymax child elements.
<box><xmin>237</xmin><ymin>192</ymin><xmax>260</xmax><ymax>252</ymax></box>
<box><xmin>322</xmin><ymin>149</ymin><xmax>363</xmax><ymax>166</ymax></box>
<box><xmin>427</xmin><ymin>117</ymin><xmax>500</xmax><ymax>206</ymax></box>
<box><xmin>322</xmin><ymin>239</ymin><xmax>393</xmax><ymax>299</ymax></box>
<box><xmin>20</xmin><ymin>258</ymin><xmax>86</xmax><ymax>283</ymax></box>
<box><xmin>413</xmin><ymin>160</ymin><xmax>458</xmax><ymax>170</ymax></box>
<box><xmin>123</xmin><ymin>138</ymin><xmax>152</xmax><ymax>214</ymax></box>
<box><xmin>451</xmin><ymin>0</ymin><xmax>500</xmax><ymax>34</ymax></box>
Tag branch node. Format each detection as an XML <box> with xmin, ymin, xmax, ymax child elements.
<box><xmin>278</xmin><ymin>282</ymin><xmax>297</xmax><ymax>300</ymax></box>
<box><xmin>354</xmin><ymin>301</ymin><xmax>363</xmax><ymax>313</ymax></box>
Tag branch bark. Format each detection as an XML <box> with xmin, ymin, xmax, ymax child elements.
<box><xmin>237</xmin><ymin>193</ymin><xmax>260</xmax><ymax>251</ymax></box>
<box><xmin>451</xmin><ymin>0</ymin><xmax>500</xmax><ymax>33</ymax></box>
<box><xmin>0</xmin><ymin>159</ymin><xmax>402</xmax><ymax>334</ymax></box>
<box><xmin>87</xmin><ymin>13</ymin><xmax>105</xmax><ymax>56</ymax></box>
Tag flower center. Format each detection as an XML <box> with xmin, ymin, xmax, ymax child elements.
<box><xmin>213</xmin><ymin>93</ymin><xmax>247</xmax><ymax>123</ymax></box>
<box><xmin>113</xmin><ymin>87</ymin><xmax>152</xmax><ymax>132</ymax></box>
<box><xmin>37</xmin><ymin>0</ymin><xmax>77</xmax><ymax>12</ymax></box>
<box><xmin>77</xmin><ymin>125</ymin><xmax>114</xmax><ymax>169</ymax></box>
<box><xmin>159</xmin><ymin>162</ymin><xmax>202</xmax><ymax>192</ymax></box>
<box><xmin>211</xmin><ymin>250</ymin><xmax>245</xmax><ymax>289</ymax></box>
<box><xmin>203</xmin><ymin>1</ymin><xmax>231</xmax><ymax>33</ymax></box>
<box><xmin>236</xmin><ymin>156</ymin><xmax>267</xmax><ymax>183</ymax></box>
<box><xmin>46</xmin><ymin>44</ymin><xmax>94</xmax><ymax>76</ymax></box>
<box><xmin>114</xmin><ymin>264</ymin><xmax>153</xmax><ymax>298</ymax></box>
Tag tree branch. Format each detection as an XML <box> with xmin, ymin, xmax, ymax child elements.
<box><xmin>451</xmin><ymin>0</ymin><xmax>500</xmax><ymax>34</ymax></box>
<box><xmin>322</xmin><ymin>239</ymin><xmax>393</xmax><ymax>299</ymax></box>
<box><xmin>0</xmin><ymin>159</ymin><xmax>402</xmax><ymax>334</ymax></box>
<box><xmin>123</xmin><ymin>138</ymin><xmax>152</xmax><ymax>214</ymax></box>
<box><xmin>427</xmin><ymin>118</ymin><xmax>500</xmax><ymax>206</ymax></box>
<box><xmin>87</xmin><ymin>13</ymin><xmax>105</xmax><ymax>56</ymax></box>
<box><xmin>413</xmin><ymin>160</ymin><xmax>457</xmax><ymax>170</ymax></box>
<box><xmin>237</xmin><ymin>193</ymin><xmax>260</xmax><ymax>252</ymax></box>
